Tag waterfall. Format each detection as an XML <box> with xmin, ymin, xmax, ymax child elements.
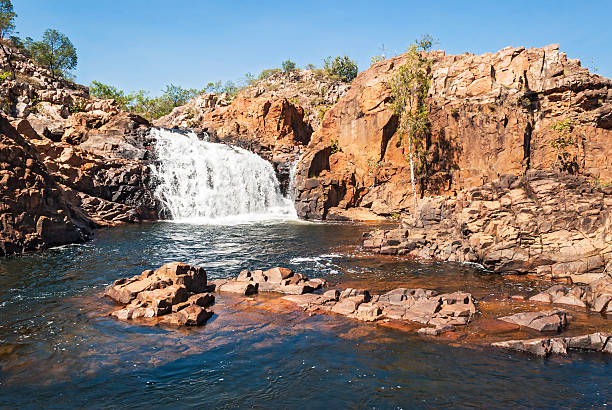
<box><xmin>150</xmin><ymin>128</ymin><xmax>297</xmax><ymax>223</ymax></box>
<box><xmin>287</xmin><ymin>159</ymin><xmax>299</xmax><ymax>200</ymax></box>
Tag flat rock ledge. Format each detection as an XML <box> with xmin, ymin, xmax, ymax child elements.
<box><xmin>105</xmin><ymin>262</ymin><xmax>214</xmax><ymax>327</ymax></box>
<box><xmin>209</xmin><ymin>267</ymin><xmax>327</xmax><ymax>296</ymax></box>
<box><xmin>282</xmin><ymin>286</ymin><xmax>477</xmax><ymax>334</ymax></box>
<box><xmin>526</xmin><ymin>278</ymin><xmax>612</xmax><ymax>313</ymax></box>
<box><xmin>498</xmin><ymin>309</ymin><xmax>571</xmax><ymax>332</ymax></box>
<box><xmin>493</xmin><ymin>332</ymin><xmax>612</xmax><ymax>357</ymax></box>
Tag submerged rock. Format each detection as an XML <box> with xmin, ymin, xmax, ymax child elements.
<box><xmin>106</xmin><ymin>262</ymin><xmax>214</xmax><ymax>327</ymax></box>
<box><xmin>283</xmin><ymin>285</ymin><xmax>476</xmax><ymax>331</ymax></box>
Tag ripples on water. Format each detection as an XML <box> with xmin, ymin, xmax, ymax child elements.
<box><xmin>0</xmin><ymin>222</ymin><xmax>611</xmax><ymax>408</ymax></box>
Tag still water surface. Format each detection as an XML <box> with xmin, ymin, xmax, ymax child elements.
<box><xmin>0</xmin><ymin>222</ymin><xmax>611</xmax><ymax>408</ymax></box>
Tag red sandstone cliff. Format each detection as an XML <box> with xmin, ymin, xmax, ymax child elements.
<box><xmin>294</xmin><ymin>44</ymin><xmax>612</xmax><ymax>220</ymax></box>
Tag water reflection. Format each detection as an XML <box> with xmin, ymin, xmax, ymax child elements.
<box><xmin>0</xmin><ymin>222</ymin><xmax>611</xmax><ymax>407</ymax></box>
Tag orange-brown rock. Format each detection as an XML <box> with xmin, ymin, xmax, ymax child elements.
<box><xmin>106</xmin><ymin>262</ymin><xmax>214</xmax><ymax>327</ymax></box>
<box><xmin>0</xmin><ymin>116</ymin><xmax>92</xmax><ymax>255</ymax></box>
<box><xmin>363</xmin><ymin>170</ymin><xmax>612</xmax><ymax>280</ymax></box>
<box><xmin>295</xmin><ymin>44</ymin><xmax>612</xmax><ymax>220</ymax></box>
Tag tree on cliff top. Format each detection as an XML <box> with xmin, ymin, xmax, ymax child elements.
<box><xmin>323</xmin><ymin>55</ymin><xmax>358</xmax><ymax>82</ymax></box>
<box><xmin>0</xmin><ymin>0</ymin><xmax>17</xmax><ymax>78</ymax></box>
<box><xmin>389</xmin><ymin>35</ymin><xmax>433</xmax><ymax>213</ymax></box>
<box><xmin>26</xmin><ymin>29</ymin><xmax>77</xmax><ymax>79</ymax></box>
<box><xmin>281</xmin><ymin>59</ymin><xmax>297</xmax><ymax>73</ymax></box>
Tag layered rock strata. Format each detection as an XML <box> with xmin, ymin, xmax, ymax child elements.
<box><xmin>363</xmin><ymin>170</ymin><xmax>612</xmax><ymax>281</ymax></box>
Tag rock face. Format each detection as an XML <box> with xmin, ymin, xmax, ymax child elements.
<box><xmin>493</xmin><ymin>332</ymin><xmax>612</xmax><ymax>357</ymax></box>
<box><xmin>294</xmin><ymin>44</ymin><xmax>612</xmax><ymax>220</ymax></box>
<box><xmin>0</xmin><ymin>116</ymin><xmax>92</xmax><ymax>255</ymax></box>
<box><xmin>105</xmin><ymin>262</ymin><xmax>214</xmax><ymax>326</ymax></box>
<box><xmin>155</xmin><ymin>69</ymin><xmax>349</xmax><ymax>134</ymax></box>
<box><xmin>0</xmin><ymin>42</ymin><xmax>158</xmax><ymax>255</ymax></box>
<box><xmin>363</xmin><ymin>170</ymin><xmax>612</xmax><ymax>281</ymax></box>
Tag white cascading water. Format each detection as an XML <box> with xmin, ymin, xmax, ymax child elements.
<box><xmin>150</xmin><ymin>128</ymin><xmax>297</xmax><ymax>223</ymax></box>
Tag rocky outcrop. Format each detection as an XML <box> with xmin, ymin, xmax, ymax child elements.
<box><xmin>493</xmin><ymin>332</ymin><xmax>612</xmax><ymax>357</ymax></box>
<box><xmin>0</xmin><ymin>116</ymin><xmax>92</xmax><ymax>255</ymax></box>
<box><xmin>294</xmin><ymin>44</ymin><xmax>612</xmax><ymax>220</ymax></box>
<box><xmin>362</xmin><ymin>170</ymin><xmax>612</xmax><ymax>281</ymax></box>
<box><xmin>154</xmin><ymin>70</ymin><xmax>349</xmax><ymax>193</ymax></box>
<box><xmin>283</xmin><ymin>285</ymin><xmax>476</xmax><ymax>331</ymax></box>
<box><xmin>106</xmin><ymin>262</ymin><xmax>215</xmax><ymax>326</ymax></box>
<box><xmin>155</xmin><ymin>69</ymin><xmax>349</xmax><ymax>133</ymax></box>
<box><xmin>528</xmin><ymin>277</ymin><xmax>612</xmax><ymax>312</ymax></box>
<box><xmin>0</xmin><ymin>43</ymin><xmax>158</xmax><ymax>255</ymax></box>
<box><xmin>211</xmin><ymin>267</ymin><xmax>326</xmax><ymax>295</ymax></box>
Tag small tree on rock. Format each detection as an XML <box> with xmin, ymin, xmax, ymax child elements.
<box><xmin>26</xmin><ymin>29</ymin><xmax>77</xmax><ymax>79</ymax></box>
<box><xmin>281</xmin><ymin>59</ymin><xmax>296</xmax><ymax>73</ymax></box>
<box><xmin>389</xmin><ymin>35</ymin><xmax>433</xmax><ymax>212</ymax></box>
<box><xmin>323</xmin><ymin>55</ymin><xmax>358</xmax><ymax>82</ymax></box>
<box><xmin>0</xmin><ymin>0</ymin><xmax>17</xmax><ymax>78</ymax></box>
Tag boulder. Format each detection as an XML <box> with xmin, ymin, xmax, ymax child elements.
<box><xmin>497</xmin><ymin>309</ymin><xmax>570</xmax><ymax>332</ymax></box>
<box><xmin>218</xmin><ymin>281</ymin><xmax>258</xmax><ymax>295</ymax></box>
<box><xmin>264</xmin><ymin>267</ymin><xmax>294</xmax><ymax>283</ymax></box>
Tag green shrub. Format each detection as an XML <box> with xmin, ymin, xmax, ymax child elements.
<box><xmin>281</xmin><ymin>59</ymin><xmax>297</xmax><ymax>73</ymax></box>
<box><xmin>258</xmin><ymin>68</ymin><xmax>281</xmax><ymax>81</ymax></box>
<box><xmin>323</xmin><ymin>55</ymin><xmax>358</xmax><ymax>82</ymax></box>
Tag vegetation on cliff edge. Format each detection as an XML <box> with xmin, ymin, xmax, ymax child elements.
<box><xmin>389</xmin><ymin>35</ymin><xmax>433</xmax><ymax>211</ymax></box>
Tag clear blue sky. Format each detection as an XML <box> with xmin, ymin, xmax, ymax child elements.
<box><xmin>14</xmin><ymin>0</ymin><xmax>612</xmax><ymax>95</ymax></box>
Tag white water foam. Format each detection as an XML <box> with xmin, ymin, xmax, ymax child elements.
<box><xmin>150</xmin><ymin>128</ymin><xmax>297</xmax><ymax>224</ymax></box>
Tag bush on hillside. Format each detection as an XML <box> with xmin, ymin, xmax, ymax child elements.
<box><xmin>323</xmin><ymin>55</ymin><xmax>358</xmax><ymax>82</ymax></box>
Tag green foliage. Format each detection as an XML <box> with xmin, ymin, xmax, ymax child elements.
<box><xmin>591</xmin><ymin>177</ymin><xmax>611</xmax><ymax>188</ymax></box>
<box><xmin>89</xmin><ymin>80</ymin><xmax>131</xmax><ymax>110</ymax></box>
<box><xmin>0</xmin><ymin>71</ymin><xmax>10</xmax><ymax>82</ymax></box>
<box><xmin>550</xmin><ymin>119</ymin><xmax>575</xmax><ymax>170</ymax></box>
<box><xmin>0</xmin><ymin>0</ymin><xmax>16</xmax><ymax>40</ymax></box>
<box><xmin>389</xmin><ymin>35</ymin><xmax>433</xmax><ymax>208</ymax></box>
<box><xmin>389</xmin><ymin>212</ymin><xmax>400</xmax><ymax>220</ymax></box>
<box><xmin>243</xmin><ymin>72</ymin><xmax>257</xmax><ymax>87</ymax></box>
<box><xmin>315</xmin><ymin>104</ymin><xmax>330</xmax><ymax>121</ymax></box>
<box><xmin>330</xmin><ymin>138</ymin><xmax>339</xmax><ymax>154</ymax></box>
<box><xmin>370</xmin><ymin>44</ymin><xmax>387</xmax><ymax>65</ymax></box>
<box><xmin>68</xmin><ymin>98</ymin><xmax>87</xmax><ymax>114</ymax></box>
<box><xmin>304</xmin><ymin>64</ymin><xmax>316</xmax><ymax>70</ymax></box>
<box><xmin>25</xmin><ymin>29</ymin><xmax>77</xmax><ymax>79</ymax></box>
<box><xmin>370</xmin><ymin>55</ymin><xmax>385</xmax><ymax>65</ymax></box>
<box><xmin>258</xmin><ymin>68</ymin><xmax>281</xmax><ymax>81</ymax></box>
<box><xmin>323</xmin><ymin>55</ymin><xmax>358</xmax><ymax>82</ymax></box>
<box><xmin>281</xmin><ymin>59</ymin><xmax>297</xmax><ymax>73</ymax></box>
<box><xmin>89</xmin><ymin>81</ymin><xmax>201</xmax><ymax>120</ymax></box>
